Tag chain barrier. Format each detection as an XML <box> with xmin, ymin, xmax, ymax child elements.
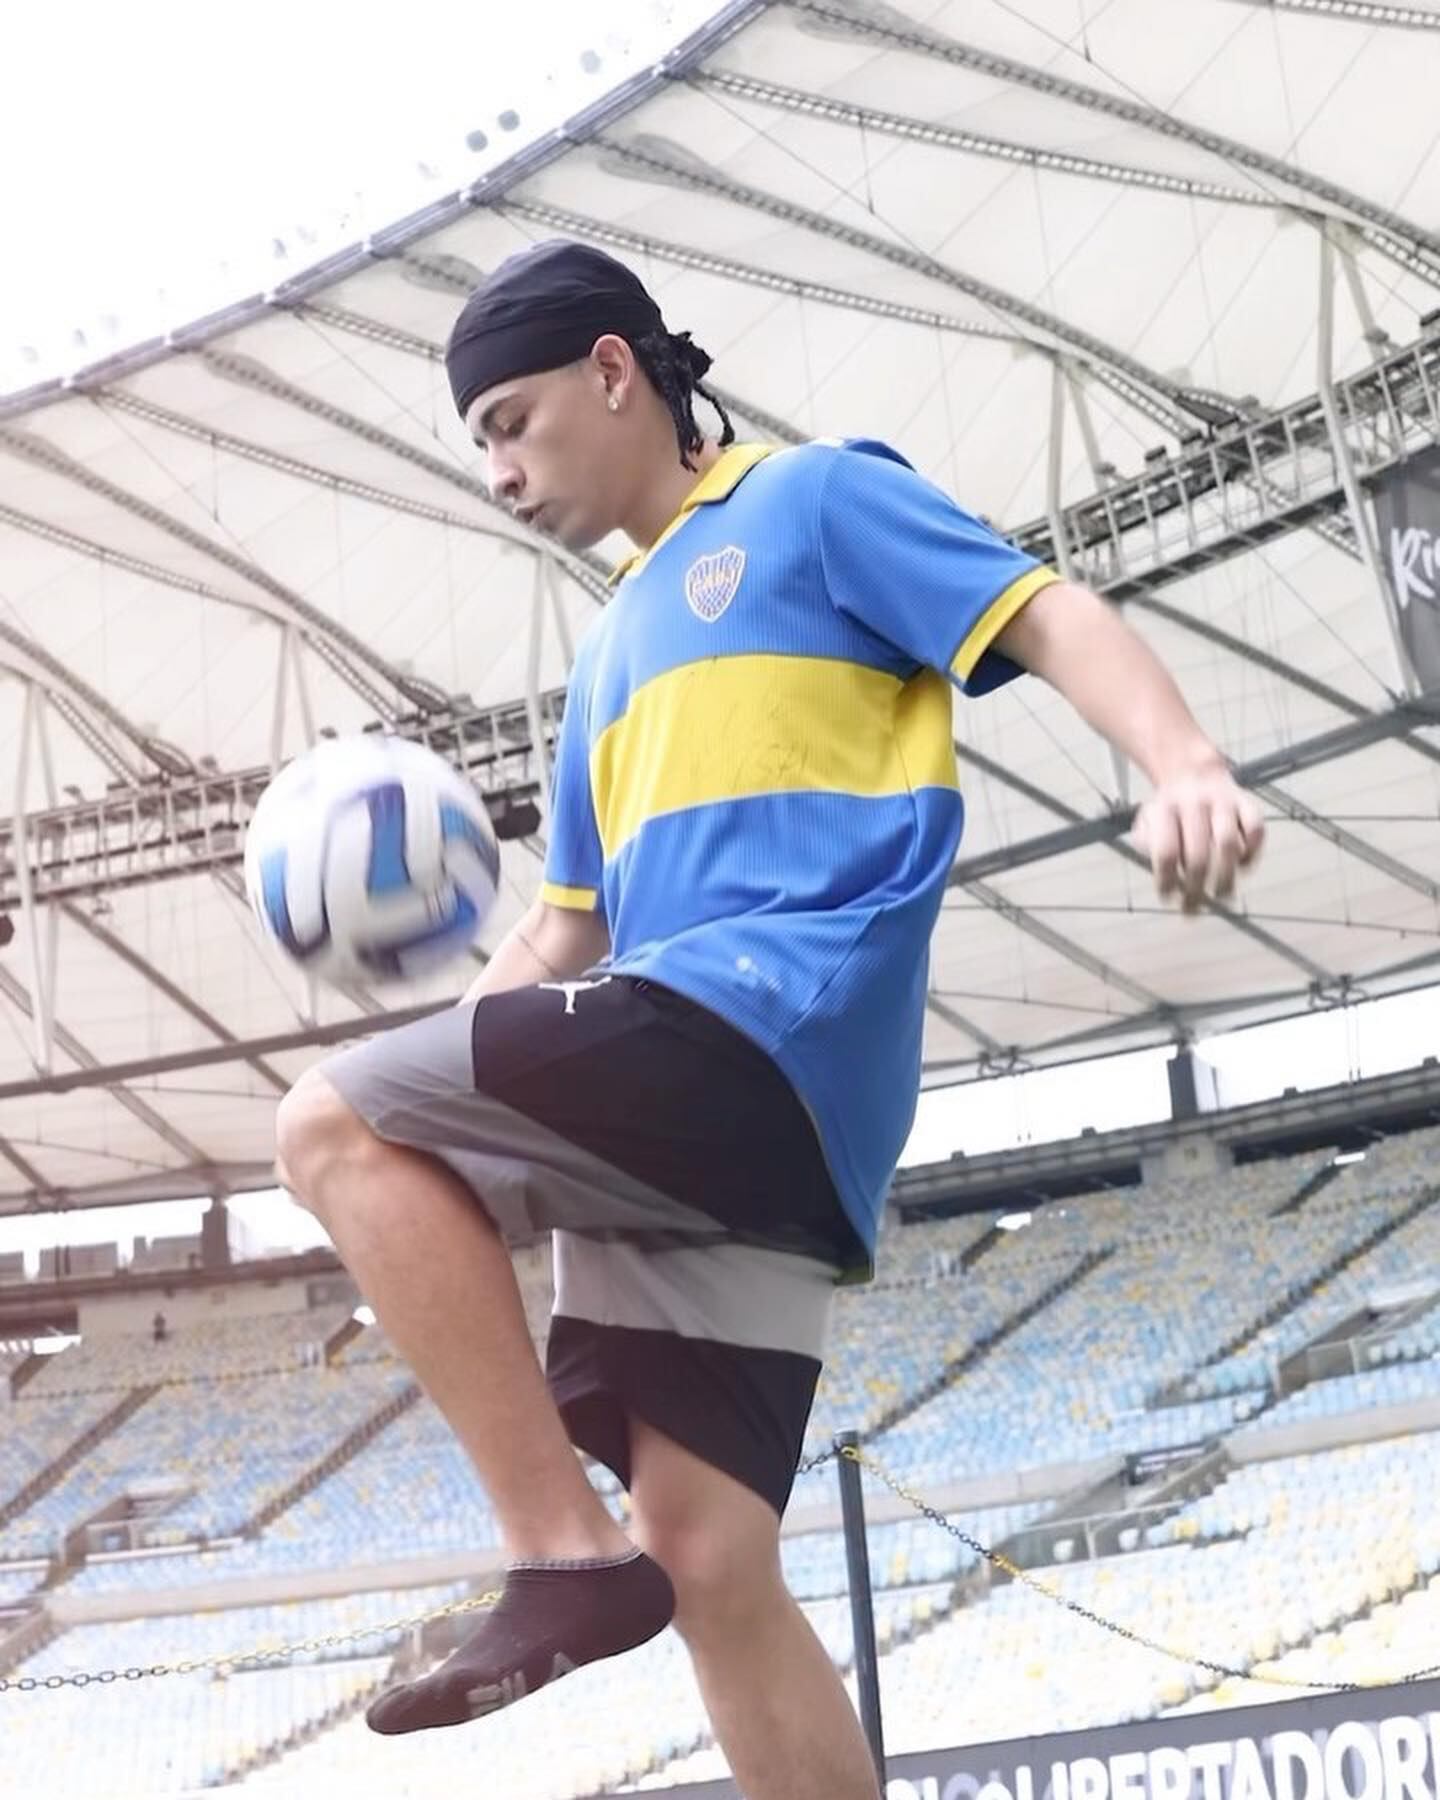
<box><xmin>843</xmin><ymin>1443</ymin><xmax>1440</xmax><ymax>1695</ymax></box>
<box><xmin>796</xmin><ymin>1446</ymin><xmax>837</xmax><ymax>1478</ymax></box>
<box><xmin>4</xmin><ymin>1438</ymin><xmax>1433</xmax><ymax>1699</ymax></box>
<box><xmin>0</xmin><ymin>1584</ymin><xmax>501</xmax><ymax>1695</ymax></box>
<box><xmin>0</xmin><ymin>1457</ymin><xmax>840</xmax><ymax>1695</ymax></box>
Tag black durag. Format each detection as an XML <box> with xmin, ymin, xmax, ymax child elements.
<box><xmin>444</xmin><ymin>239</ymin><xmax>712</xmax><ymax>421</ymax></box>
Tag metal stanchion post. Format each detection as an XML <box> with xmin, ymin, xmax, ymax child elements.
<box><xmin>835</xmin><ymin>1428</ymin><xmax>886</xmax><ymax>1785</ymax></box>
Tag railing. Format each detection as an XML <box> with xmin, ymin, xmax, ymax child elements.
<box><xmin>1012</xmin><ymin>328</ymin><xmax>1440</xmax><ymax>597</ymax></box>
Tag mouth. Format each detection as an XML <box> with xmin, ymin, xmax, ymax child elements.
<box><xmin>516</xmin><ymin>502</ymin><xmax>550</xmax><ymax>532</ymax></box>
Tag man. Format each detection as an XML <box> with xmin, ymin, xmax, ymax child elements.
<box><xmin>276</xmin><ymin>241</ymin><xmax>1264</xmax><ymax>1798</ymax></box>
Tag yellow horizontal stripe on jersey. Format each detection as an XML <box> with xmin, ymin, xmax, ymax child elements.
<box><xmin>950</xmin><ymin>566</ymin><xmax>1062</xmax><ymax>684</ymax></box>
<box><xmin>539</xmin><ymin>881</ymin><xmax>600</xmax><ymax>913</ymax></box>
<box><xmin>589</xmin><ymin>655</ymin><xmax>958</xmax><ymax>861</ymax></box>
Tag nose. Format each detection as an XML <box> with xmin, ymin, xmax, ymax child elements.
<box><xmin>487</xmin><ymin>447</ymin><xmax>524</xmax><ymax>507</ymax></box>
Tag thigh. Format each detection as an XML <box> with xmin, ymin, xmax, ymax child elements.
<box><xmin>546</xmin><ymin>1234</ymin><xmax>837</xmax><ymax>1518</ymax></box>
<box><xmin>320</xmin><ymin>974</ymin><xmax>861</xmax><ymax>1262</ymax></box>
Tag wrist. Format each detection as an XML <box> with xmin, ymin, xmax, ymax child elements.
<box><xmin>1143</xmin><ymin>735</ymin><xmax>1228</xmax><ymax>789</ymax></box>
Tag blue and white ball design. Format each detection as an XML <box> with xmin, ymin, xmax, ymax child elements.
<box><xmin>243</xmin><ymin>736</ymin><xmax>501</xmax><ymax>984</ymax></box>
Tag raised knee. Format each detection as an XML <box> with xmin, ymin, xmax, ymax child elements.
<box><xmin>274</xmin><ymin>1071</ymin><xmax>372</xmax><ymax>1211</ymax></box>
<box><xmin>638</xmin><ymin>1518</ymin><xmax>784</xmax><ymax>1646</ymax></box>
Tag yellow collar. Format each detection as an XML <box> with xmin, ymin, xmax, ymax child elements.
<box><xmin>611</xmin><ymin>443</ymin><xmax>775</xmax><ymax>585</ymax></box>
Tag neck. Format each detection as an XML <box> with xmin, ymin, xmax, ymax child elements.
<box><xmin>622</xmin><ymin>439</ymin><xmax>725</xmax><ymax>548</ymax></box>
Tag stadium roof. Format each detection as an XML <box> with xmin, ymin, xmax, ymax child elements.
<box><xmin>1</xmin><ymin>0</ymin><xmax>1438</xmax><ymax>1214</ymax></box>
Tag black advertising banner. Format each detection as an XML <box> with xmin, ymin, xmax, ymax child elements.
<box><xmin>1372</xmin><ymin>443</ymin><xmax>1440</xmax><ymax>690</ymax></box>
<box><xmin>609</xmin><ymin>1677</ymin><xmax>1440</xmax><ymax>1800</ymax></box>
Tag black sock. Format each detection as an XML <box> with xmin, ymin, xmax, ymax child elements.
<box><xmin>366</xmin><ymin>1549</ymin><xmax>675</xmax><ymax>1736</ymax></box>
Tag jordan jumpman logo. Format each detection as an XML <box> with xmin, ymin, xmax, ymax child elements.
<box><xmin>538</xmin><ymin>974</ymin><xmax>613</xmax><ymax>1016</ymax></box>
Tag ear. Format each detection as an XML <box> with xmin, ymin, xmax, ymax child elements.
<box><xmin>588</xmin><ymin>334</ymin><xmax>639</xmax><ymax>412</ymax></box>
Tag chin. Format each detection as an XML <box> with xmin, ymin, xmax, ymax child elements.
<box><xmin>557</xmin><ymin>514</ymin><xmax>606</xmax><ymax>552</ymax></box>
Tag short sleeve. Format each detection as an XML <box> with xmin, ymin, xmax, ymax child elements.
<box><xmin>818</xmin><ymin>441</ymin><xmax>1060</xmax><ymax>696</ymax></box>
<box><xmin>540</xmin><ymin>651</ymin><xmax>605</xmax><ymax>917</ymax></box>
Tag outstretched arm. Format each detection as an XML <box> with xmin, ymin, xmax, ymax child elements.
<box><xmin>995</xmin><ymin>581</ymin><xmax>1266</xmax><ymax>909</ymax></box>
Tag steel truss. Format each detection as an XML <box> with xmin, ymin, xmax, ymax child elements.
<box><xmin>0</xmin><ymin>693</ymin><xmax>559</xmax><ymax>908</ymax></box>
<box><xmin>1011</xmin><ymin>326</ymin><xmax>1440</xmax><ymax>604</ymax></box>
<box><xmin>3</xmin><ymin>317</ymin><xmax>1437</xmax><ymax>910</ymax></box>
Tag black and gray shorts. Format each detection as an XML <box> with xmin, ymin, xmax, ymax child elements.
<box><xmin>318</xmin><ymin>973</ymin><xmax>863</xmax><ymax>1515</ymax></box>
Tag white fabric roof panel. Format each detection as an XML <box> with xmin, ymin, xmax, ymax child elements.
<box><xmin>0</xmin><ymin>0</ymin><xmax>1437</xmax><ymax>1209</ymax></box>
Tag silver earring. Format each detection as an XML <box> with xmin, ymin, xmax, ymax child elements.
<box><xmin>607</xmin><ymin>395</ymin><xmax>619</xmax><ymax>412</ymax></box>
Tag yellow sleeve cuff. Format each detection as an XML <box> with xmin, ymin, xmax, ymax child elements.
<box><xmin>539</xmin><ymin>881</ymin><xmax>600</xmax><ymax>913</ymax></box>
<box><xmin>949</xmin><ymin>567</ymin><xmax>1062</xmax><ymax>684</ymax></box>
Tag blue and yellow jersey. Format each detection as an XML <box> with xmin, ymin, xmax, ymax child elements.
<box><xmin>541</xmin><ymin>439</ymin><xmax>1058</xmax><ymax>1265</ymax></box>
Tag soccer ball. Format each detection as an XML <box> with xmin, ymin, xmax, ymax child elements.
<box><xmin>243</xmin><ymin>735</ymin><xmax>501</xmax><ymax>984</ymax></box>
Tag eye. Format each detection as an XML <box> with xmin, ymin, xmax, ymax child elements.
<box><xmin>497</xmin><ymin>414</ymin><xmax>527</xmax><ymax>441</ymax></box>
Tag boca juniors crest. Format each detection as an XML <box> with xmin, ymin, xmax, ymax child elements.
<box><xmin>684</xmin><ymin>545</ymin><xmax>746</xmax><ymax>623</ymax></box>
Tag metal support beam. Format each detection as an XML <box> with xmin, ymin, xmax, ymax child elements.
<box><xmin>0</xmin><ymin>1160</ymin><xmax>278</xmax><ymax>1216</ymax></box>
<box><xmin>1221</xmin><ymin>0</ymin><xmax>1440</xmax><ymax>29</ymax></box>
<box><xmin>949</xmin><ymin>695</ymin><xmax>1440</xmax><ymax>888</ymax></box>
<box><xmin>5</xmin><ymin>686</ymin><xmax>1437</xmax><ymax>927</ymax></box>
<box><xmin>1316</xmin><ymin>226</ymin><xmax>1420</xmax><ymax>696</ymax></box>
<box><xmin>1036</xmin><ymin>384</ymin><xmax>1431</xmax><ymax>908</ymax></box>
<box><xmin>12</xmin><ymin>684</ymin><xmax>59</xmax><ymax>1074</ymax></box>
<box><xmin>525</xmin><ymin>557</ymin><xmax>554</xmax><ymax>826</ymax></box>
<box><xmin>1125</xmin><ymin>593</ymin><xmax>1440</xmax><ymax>771</ymax></box>
<box><xmin>305</xmin><ymin>292</ymin><xmax>809</xmax><ymax>455</ymax></box>
<box><xmin>1010</xmin><ymin>329</ymin><xmax>1440</xmax><ymax>608</ymax></box>
<box><xmin>1333</xmin><ymin>225</ymin><xmax>1389</xmax><ymax>352</ymax></box>
<box><xmin>59</xmin><ymin>901</ymin><xmax>290</xmax><ymax>1097</ymax></box>
<box><xmin>591</xmin><ymin>115</ymin><xmax>1420</xmax><ymax>595</ymax></box>
<box><xmin>1047</xmin><ymin>359</ymin><xmax>1130</xmax><ymax>804</ymax></box>
<box><xmin>965</xmin><ymin>877</ymin><xmax>1169</xmax><ymax>1012</ymax></box>
<box><xmin>0</xmin><ymin>501</ymin><xmax>399</xmax><ymax>728</ymax></box>
<box><xmin>597</xmin><ymin>132</ymin><xmax>1195</xmax><ymax>431</ymax></box>
<box><xmin>544</xmin><ymin>554</ymin><xmax>576</xmax><ymax>677</ymax></box>
<box><xmin>0</xmin><ymin>962</ymin><xmax>211</xmax><ymax>1168</ymax></box>
<box><xmin>0</xmin><ymin>985</ymin><xmax>1045</xmax><ymax>1102</ymax></box>
<box><xmin>968</xmin><ymin>737</ymin><xmax>1339</xmax><ymax>982</ymax></box>
<box><xmin>0</xmin><ymin>614</ymin><xmax>189</xmax><ymax>780</ymax></box>
<box><xmin>694</xmin><ymin>70</ymin><xmax>1271</xmax><ymax>209</ymax></box>
<box><xmin>207</xmin><ymin>865</ymin><xmax>386</xmax><ymax>1026</ymax></box>
<box><xmin>1250</xmin><ymin>783</ymin><xmax>1440</xmax><ymax>900</ymax></box>
<box><xmin>0</xmin><ymin>1136</ymin><xmax>68</xmax><ymax>1207</ymax></box>
<box><xmin>1065</xmin><ymin>365</ymin><xmax>1112</xmax><ymax>493</ymax></box>
<box><xmin>0</xmin><ymin>691</ymin><xmax>551</xmax><ymax>907</ymax></box>
<box><xmin>498</xmin><ymin>200</ymin><xmax>1019</xmax><ymax>348</ymax></box>
<box><xmin>198</xmin><ymin>345</ymin><xmax>614</xmax><ymax>610</ymax></box>
<box><xmin>268</xmin><ymin>624</ymin><xmax>317</xmax><ymax>773</ymax></box>
<box><xmin>786</xmin><ymin>0</ymin><xmax>1440</xmax><ymax>287</ymax></box>
<box><xmin>102</xmin><ymin>388</ymin><xmax>562</xmax><ymax>559</ymax></box>
<box><xmin>0</xmin><ymin>428</ymin><xmax>426</xmax><ymax>720</ymax></box>
<box><xmin>0</xmin><ymin>0</ymin><xmax>772</xmax><ymax>430</ymax></box>
<box><xmin>0</xmin><ymin>998</ymin><xmax>450</xmax><ymax>1102</ymax></box>
<box><xmin>924</xmin><ymin>989</ymin><xmax>1005</xmax><ymax>1055</ymax></box>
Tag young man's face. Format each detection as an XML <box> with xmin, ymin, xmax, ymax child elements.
<box><xmin>467</xmin><ymin>359</ymin><xmax>621</xmax><ymax>552</ymax></box>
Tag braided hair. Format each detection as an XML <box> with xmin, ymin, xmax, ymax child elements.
<box><xmin>631</xmin><ymin>328</ymin><xmax>736</xmax><ymax>471</ymax></box>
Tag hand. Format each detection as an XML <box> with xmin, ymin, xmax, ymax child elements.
<box><xmin>1133</xmin><ymin>759</ymin><xmax>1265</xmax><ymax>911</ymax></box>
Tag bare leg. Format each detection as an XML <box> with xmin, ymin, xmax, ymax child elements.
<box><xmin>629</xmin><ymin>1420</ymin><xmax>881</xmax><ymax>1800</ymax></box>
<box><xmin>276</xmin><ymin>1071</ymin><xmax>628</xmax><ymax>1563</ymax></box>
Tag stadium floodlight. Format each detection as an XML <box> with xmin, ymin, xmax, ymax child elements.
<box><xmin>352</xmin><ymin>1304</ymin><xmax>377</xmax><ymax>1327</ymax></box>
<box><xmin>30</xmin><ymin>1331</ymin><xmax>80</xmax><ymax>1355</ymax></box>
<box><xmin>1332</xmin><ymin>1150</ymin><xmax>1368</xmax><ymax>1166</ymax></box>
<box><xmin>996</xmin><ymin>1212</ymin><xmax>1033</xmax><ymax>1232</ymax></box>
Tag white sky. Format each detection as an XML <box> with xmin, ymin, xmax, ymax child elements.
<box><xmin>2</xmin><ymin>1</ymin><xmax>723</xmax><ymax>394</ymax></box>
<box><xmin>1</xmin><ymin>2</ymin><xmax>1436</xmax><ymax>1273</ymax></box>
